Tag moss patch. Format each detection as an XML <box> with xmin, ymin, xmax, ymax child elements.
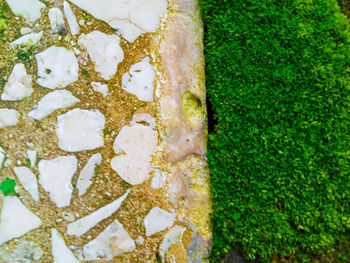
<box><xmin>201</xmin><ymin>0</ymin><xmax>350</xmax><ymax>262</ymax></box>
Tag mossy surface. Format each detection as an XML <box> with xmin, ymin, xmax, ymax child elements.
<box><xmin>201</xmin><ymin>0</ymin><xmax>350</xmax><ymax>262</ymax></box>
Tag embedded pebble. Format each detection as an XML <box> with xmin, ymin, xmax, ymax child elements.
<box><xmin>1</xmin><ymin>63</ymin><xmax>33</xmax><ymax>101</ymax></box>
<box><xmin>69</xmin><ymin>0</ymin><xmax>167</xmax><ymax>42</ymax></box>
<box><xmin>0</xmin><ymin>196</ymin><xmax>42</xmax><ymax>245</ymax></box>
<box><xmin>63</xmin><ymin>1</ymin><xmax>80</xmax><ymax>35</ymax></box>
<box><xmin>56</xmin><ymin>109</ymin><xmax>106</xmax><ymax>152</ymax></box>
<box><xmin>5</xmin><ymin>0</ymin><xmax>45</xmax><ymax>23</ymax></box>
<box><xmin>67</xmin><ymin>189</ymin><xmax>130</xmax><ymax>237</ymax></box>
<box><xmin>111</xmin><ymin>120</ymin><xmax>158</xmax><ymax>185</ymax></box>
<box><xmin>28</xmin><ymin>90</ymin><xmax>79</xmax><ymax>120</ymax></box>
<box><xmin>0</xmin><ymin>109</ymin><xmax>19</xmax><ymax>128</ymax></box>
<box><xmin>151</xmin><ymin>169</ymin><xmax>163</xmax><ymax>189</ymax></box>
<box><xmin>51</xmin><ymin>228</ymin><xmax>80</xmax><ymax>263</ymax></box>
<box><xmin>11</xmin><ymin>31</ymin><xmax>44</xmax><ymax>48</ymax></box>
<box><xmin>76</xmin><ymin>153</ymin><xmax>102</xmax><ymax>196</ymax></box>
<box><xmin>62</xmin><ymin>212</ymin><xmax>75</xmax><ymax>222</ymax></box>
<box><xmin>83</xmin><ymin>219</ymin><xmax>135</xmax><ymax>261</ymax></box>
<box><xmin>26</xmin><ymin>150</ymin><xmax>37</xmax><ymax>168</ymax></box>
<box><xmin>78</xmin><ymin>31</ymin><xmax>124</xmax><ymax>80</ymax></box>
<box><xmin>48</xmin><ymin>8</ymin><xmax>65</xmax><ymax>34</ymax></box>
<box><xmin>38</xmin><ymin>156</ymin><xmax>77</xmax><ymax>208</ymax></box>
<box><xmin>0</xmin><ymin>147</ymin><xmax>5</xmax><ymax>169</ymax></box>
<box><xmin>122</xmin><ymin>57</ymin><xmax>155</xmax><ymax>102</ymax></box>
<box><xmin>36</xmin><ymin>46</ymin><xmax>79</xmax><ymax>89</ymax></box>
<box><xmin>14</xmin><ymin>166</ymin><xmax>39</xmax><ymax>202</ymax></box>
<box><xmin>91</xmin><ymin>82</ymin><xmax>108</xmax><ymax>98</ymax></box>
<box><xmin>20</xmin><ymin>27</ymin><xmax>32</xmax><ymax>35</ymax></box>
<box><xmin>144</xmin><ymin>207</ymin><xmax>176</xmax><ymax>236</ymax></box>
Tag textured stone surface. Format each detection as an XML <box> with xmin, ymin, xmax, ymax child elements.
<box><xmin>0</xmin><ymin>0</ymin><xmax>211</xmax><ymax>261</ymax></box>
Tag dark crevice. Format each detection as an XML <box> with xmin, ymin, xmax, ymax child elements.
<box><xmin>337</xmin><ymin>0</ymin><xmax>350</xmax><ymax>18</ymax></box>
<box><xmin>206</xmin><ymin>95</ymin><xmax>217</xmax><ymax>133</ymax></box>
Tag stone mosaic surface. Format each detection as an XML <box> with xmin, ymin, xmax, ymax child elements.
<box><xmin>0</xmin><ymin>0</ymin><xmax>211</xmax><ymax>262</ymax></box>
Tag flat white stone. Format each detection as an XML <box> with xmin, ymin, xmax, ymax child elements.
<box><xmin>36</xmin><ymin>46</ymin><xmax>79</xmax><ymax>89</ymax></box>
<box><xmin>48</xmin><ymin>8</ymin><xmax>65</xmax><ymax>33</ymax></box>
<box><xmin>91</xmin><ymin>82</ymin><xmax>108</xmax><ymax>98</ymax></box>
<box><xmin>83</xmin><ymin>219</ymin><xmax>135</xmax><ymax>261</ymax></box>
<box><xmin>14</xmin><ymin>166</ymin><xmax>39</xmax><ymax>202</ymax></box>
<box><xmin>67</xmin><ymin>189</ymin><xmax>130</xmax><ymax>237</ymax></box>
<box><xmin>109</xmin><ymin>20</ymin><xmax>144</xmax><ymax>43</ymax></box>
<box><xmin>0</xmin><ymin>109</ymin><xmax>19</xmax><ymax>128</ymax></box>
<box><xmin>76</xmin><ymin>153</ymin><xmax>102</xmax><ymax>196</ymax></box>
<box><xmin>11</xmin><ymin>31</ymin><xmax>43</xmax><ymax>47</ymax></box>
<box><xmin>5</xmin><ymin>0</ymin><xmax>45</xmax><ymax>23</ymax></box>
<box><xmin>69</xmin><ymin>0</ymin><xmax>167</xmax><ymax>42</ymax></box>
<box><xmin>27</xmin><ymin>150</ymin><xmax>37</xmax><ymax>168</ymax></box>
<box><xmin>38</xmin><ymin>156</ymin><xmax>77</xmax><ymax>208</ymax></box>
<box><xmin>111</xmin><ymin>122</ymin><xmax>158</xmax><ymax>185</ymax></box>
<box><xmin>51</xmin><ymin>228</ymin><xmax>80</xmax><ymax>263</ymax></box>
<box><xmin>151</xmin><ymin>169</ymin><xmax>163</xmax><ymax>189</ymax></box>
<box><xmin>0</xmin><ymin>147</ymin><xmax>5</xmax><ymax>169</ymax></box>
<box><xmin>63</xmin><ymin>1</ymin><xmax>80</xmax><ymax>35</ymax></box>
<box><xmin>1</xmin><ymin>63</ymin><xmax>33</xmax><ymax>101</ymax></box>
<box><xmin>144</xmin><ymin>207</ymin><xmax>176</xmax><ymax>236</ymax></box>
<box><xmin>78</xmin><ymin>31</ymin><xmax>124</xmax><ymax>80</ymax></box>
<box><xmin>122</xmin><ymin>57</ymin><xmax>155</xmax><ymax>102</ymax></box>
<box><xmin>0</xmin><ymin>196</ymin><xmax>41</xmax><ymax>245</ymax></box>
<box><xmin>28</xmin><ymin>90</ymin><xmax>79</xmax><ymax>120</ymax></box>
<box><xmin>159</xmin><ymin>225</ymin><xmax>186</xmax><ymax>259</ymax></box>
<box><xmin>56</xmin><ymin>109</ymin><xmax>105</xmax><ymax>152</ymax></box>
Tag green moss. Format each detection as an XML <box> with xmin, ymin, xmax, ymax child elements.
<box><xmin>0</xmin><ymin>18</ymin><xmax>6</xmax><ymax>32</ymax></box>
<box><xmin>201</xmin><ymin>0</ymin><xmax>350</xmax><ymax>262</ymax></box>
<box><xmin>0</xmin><ymin>178</ymin><xmax>16</xmax><ymax>196</ymax></box>
<box><xmin>182</xmin><ymin>91</ymin><xmax>204</xmax><ymax>126</ymax></box>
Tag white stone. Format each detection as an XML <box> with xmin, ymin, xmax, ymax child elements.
<box><xmin>83</xmin><ymin>219</ymin><xmax>135</xmax><ymax>261</ymax></box>
<box><xmin>69</xmin><ymin>0</ymin><xmax>167</xmax><ymax>42</ymax></box>
<box><xmin>11</xmin><ymin>31</ymin><xmax>43</xmax><ymax>48</ymax></box>
<box><xmin>27</xmin><ymin>150</ymin><xmax>37</xmax><ymax>168</ymax></box>
<box><xmin>13</xmin><ymin>166</ymin><xmax>39</xmax><ymax>202</ymax></box>
<box><xmin>151</xmin><ymin>169</ymin><xmax>163</xmax><ymax>189</ymax></box>
<box><xmin>109</xmin><ymin>20</ymin><xmax>144</xmax><ymax>43</ymax></box>
<box><xmin>48</xmin><ymin>8</ymin><xmax>65</xmax><ymax>33</ymax></box>
<box><xmin>0</xmin><ymin>109</ymin><xmax>19</xmax><ymax>128</ymax></box>
<box><xmin>91</xmin><ymin>82</ymin><xmax>108</xmax><ymax>98</ymax></box>
<box><xmin>38</xmin><ymin>156</ymin><xmax>77</xmax><ymax>208</ymax></box>
<box><xmin>111</xmin><ymin>122</ymin><xmax>158</xmax><ymax>185</ymax></box>
<box><xmin>122</xmin><ymin>57</ymin><xmax>155</xmax><ymax>102</ymax></box>
<box><xmin>0</xmin><ymin>196</ymin><xmax>41</xmax><ymax>245</ymax></box>
<box><xmin>63</xmin><ymin>1</ymin><xmax>80</xmax><ymax>35</ymax></box>
<box><xmin>5</xmin><ymin>0</ymin><xmax>45</xmax><ymax>23</ymax></box>
<box><xmin>51</xmin><ymin>228</ymin><xmax>79</xmax><ymax>263</ymax></box>
<box><xmin>28</xmin><ymin>90</ymin><xmax>79</xmax><ymax>120</ymax></box>
<box><xmin>159</xmin><ymin>225</ymin><xmax>186</xmax><ymax>259</ymax></box>
<box><xmin>1</xmin><ymin>64</ymin><xmax>33</xmax><ymax>101</ymax></box>
<box><xmin>20</xmin><ymin>27</ymin><xmax>32</xmax><ymax>35</ymax></box>
<box><xmin>62</xmin><ymin>212</ymin><xmax>75</xmax><ymax>222</ymax></box>
<box><xmin>56</xmin><ymin>109</ymin><xmax>105</xmax><ymax>152</ymax></box>
<box><xmin>76</xmin><ymin>153</ymin><xmax>102</xmax><ymax>196</ymax></box>
<box><xmin>0</xmin><ymin>147</ymin><xmax>5</xmax><ymax>169</ymax></box>
<box><xmin>36</xmin><ymin>46</ymin><xmax>79</xmax><ymax>89</ymax></box>
<box><xmin>78</xmin><ymin>31</ymin><xmax>124</xmax><ymax>80</ymax></box>
<box><xmin>67</xmin><ymin>189</ymin><xmax>130</xmax><ymax>237</ymax></box>
<box><xmin>144</xmin><ymin>207</ymin><xmax>176</xmax><ymax>236</ymax></box>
